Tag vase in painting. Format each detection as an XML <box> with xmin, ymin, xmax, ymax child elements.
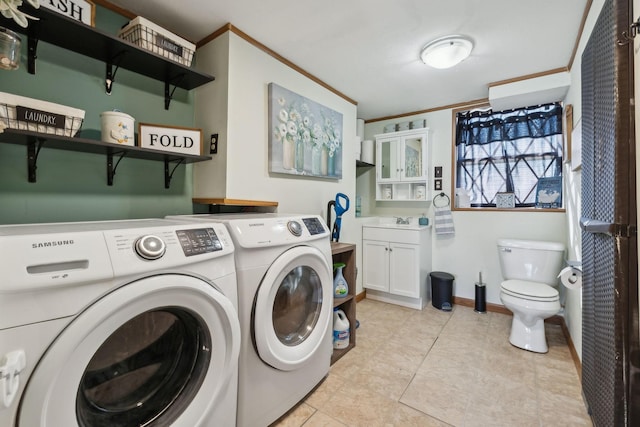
<box><xmin>320</xmin><ymin>146</ymin><xmax>328</xmax><ymax>176</ymax></box>
<box><xmin>312</xmin><ymin>145</ymin><xmax>322</xmax><ymax>175</ymax></box>
<box><xmin>282</xmin><ymin>137</ymin><xmax>294</xmax><ymax>170</ymax></box>
<box><xmin>295</xmin><ymin>138</ymin><xmax>304</xmax><ymax>172</ymax></box>
<box><xmin>328</xmin><ymin>150</ymin><xmax>336</xmax><ymax>176</ymax></box>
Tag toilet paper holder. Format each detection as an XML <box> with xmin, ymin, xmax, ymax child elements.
<box><xmin>565</xmin><ymin>259</ymin><xmax>582</xmax><ymax>268</ymax></box>
<box><xmin>558</xmin><ymin>260</ymin><xmax>582</xmax><ymax>289</ymax></box>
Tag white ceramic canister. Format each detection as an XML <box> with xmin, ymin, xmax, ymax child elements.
<box><xmin>100</xmin><ymin>110</ymin><xmax>135</xmax><ymax>145</ymax></box>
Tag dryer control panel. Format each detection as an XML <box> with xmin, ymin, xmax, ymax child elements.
<box><xmin>302</xmin><ymin>217</ymin><xmax>326</xmax><ymax>235</ymax></box>
<box><xmin>226</xmin><ymin>215</ymin><xmax>329</xmax><ymax>248</ymax></box>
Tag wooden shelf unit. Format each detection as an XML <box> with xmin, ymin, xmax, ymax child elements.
<box><xmin>330</xmin><ymin>241</ymin><xmax>357</xmax><ymax>365</ymax></box>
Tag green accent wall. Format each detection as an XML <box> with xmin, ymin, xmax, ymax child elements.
<box><xmin>0</xmin><ymin>6</ymin><xmax>199</xmax><ymax>224</ymax></box>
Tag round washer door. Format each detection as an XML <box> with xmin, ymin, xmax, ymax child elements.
<box><xmin>253</xmin><ymin>245</ymin><xmax>332</xmax><ymax>371</ymax></box>
<box><xmin>19</xmin><ymin>274</ymin><xmax>240</xmax><ymax>427</ymax></box>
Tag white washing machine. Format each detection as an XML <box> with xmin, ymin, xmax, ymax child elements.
<box><xmin>0</xmin><ymin>219</ymin><xmax>241</xmax><ymax>427</ymax></box>
<box><xmin>167</xmin><ymin>213</ymin><xmax>333</xmax><ymax>427</ymax></box>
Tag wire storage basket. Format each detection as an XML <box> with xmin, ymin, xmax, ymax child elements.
<box><xmin>118</xmin><ymin>17</ymin><xmax>195</xmax><ymax>66</ymax></box>
<box><xmin>0</xmin><ymin>92</ymin><xmax>84</xmax><ymax>137</ymax></box>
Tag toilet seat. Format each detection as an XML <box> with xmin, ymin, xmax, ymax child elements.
<box><xmin>500</xmin><ymin>279</ymin><xmax>559</xmax><ymax>302</ymax></box>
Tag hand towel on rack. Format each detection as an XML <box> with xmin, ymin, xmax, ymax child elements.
<box><xmin>434</xmin><ymin>206</ymin><xmax>455</xmax><ymax>235</ymax></box>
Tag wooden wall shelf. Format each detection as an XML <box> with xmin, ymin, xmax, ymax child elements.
<box><xmin>1</xmin><ymin>6</ymin><xmax>214</xmax><ymax>109</ymax></box>
<box><xmin>192</xmin><ymin>198</ymin><xmax>278</xmax><ymax>207</ymax></box>
<box><xmin>0</xmin><ymin>129</ymin><xmax>210</xmax><ymax>188</ymax></box>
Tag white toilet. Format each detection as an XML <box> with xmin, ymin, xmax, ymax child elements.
<box><xmin>497</xmin><ymin>238</ymin><xmax>565</xmax><ymax>353</ymax></box>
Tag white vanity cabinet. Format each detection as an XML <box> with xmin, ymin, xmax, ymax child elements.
<box><xmin>375</xmin><ymin>128</ymin><xmax>430</xmax><ymax>201</ymax></box>
<box><xmin>362</xmin><ymin>224</ymin><xmax>432</xmax><ymax>309</ymax></box>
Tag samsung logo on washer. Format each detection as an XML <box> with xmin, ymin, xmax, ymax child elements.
<box><xmin>32</xmin><ymin>240</ymin><xmax>75</xmax><ymax>248</ymax></box>
<box><xmin>248</xmin><ymin>223</ymin><xmax>265</xmax><ymax>227</ymax></box>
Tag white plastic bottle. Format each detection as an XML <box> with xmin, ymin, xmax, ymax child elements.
<box><xmin>333</xmin><ymin>309</ymin><xmax>350</xmax><ymax>349</ymax></box>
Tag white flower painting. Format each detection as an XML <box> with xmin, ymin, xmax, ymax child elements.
<box><xmin>268</xmin><ymin>83</ymin><xmax>342</xmax><ymax>179</ymax></box>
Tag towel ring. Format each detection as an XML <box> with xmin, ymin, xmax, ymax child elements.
<box><xmin>433</xmin><ymin>192</ymin><xmax>450</xmax><ymax>208</ymax></box>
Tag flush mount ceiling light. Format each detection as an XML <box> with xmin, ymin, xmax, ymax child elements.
<box><xmin>420</xmin><ymin>35</ymin><xmax>473</xmax><ymax>69</ymax></box>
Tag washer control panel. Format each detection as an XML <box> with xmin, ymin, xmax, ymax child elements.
<box><xmin>176</xmin><ymin>228</ymin><xmax>222</xmax><ymax>257</ymax></box>
<box><xmin>134</xmin><ymin>235</ymin><xmax>166</xmax><ymax>260</ymax></box>
<box><xmin>287</xmin><ymin>220</ymin><xmax>302</xmax><ymax>236</ymax></box>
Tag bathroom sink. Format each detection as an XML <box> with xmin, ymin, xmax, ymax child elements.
<box><xmin>362</xmin><ymin>217</ymin><xmax>430</xmax><ymax>230</ymax></box>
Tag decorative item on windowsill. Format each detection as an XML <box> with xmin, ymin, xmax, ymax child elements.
<box><xmin>535</xmin><ymin>177</ymin><xmax>562</xmax><ymax>209</ymax></box>
<box><xmin>455</xmin><ymin>187</ymin><xmax>471</xmax><ymax>208</ymax></box>
<box><xmin>474</xmin><ymin>271</ymin><xmax>486</xmax><ymax>313</ymax></box>
<box><xmin>495</xmin><ymin>192</ymin><xmax>515</xmax><ymax>209</ymax></box>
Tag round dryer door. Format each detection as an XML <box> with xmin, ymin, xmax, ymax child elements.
<box><xmin>253</xmin><ymin>246</ymin><xmax>332</xmax><ymax>371</ymax></box>
<box><xmin>18</xmin><ymin>274</ymin><xmax>240</xmax><ymax>427</ymax></box>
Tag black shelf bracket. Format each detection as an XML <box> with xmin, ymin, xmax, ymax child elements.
<box><xmin>164</xmin><ymin>158</ymin><xmax>185</xmax><ymax>189</ymax></box>
<box><xmin>27</xmin><ymin>137</ymin><xmax>46</xmax><ymax>183</ymax></box>
<box><xmin>26</xmin><ymin>24</ymin><xmax>40</xmax><ymax>74</ymax></box>
<box><xmin>105</xmin><ymin>51</ymin><xmax>127</xmax><ymax>94</ymax></box>
<box><xmin>106</xmin><ymin>151</ymin><xmax>127</xmax><ymax>186</ymax></box>
<box><xmin>165</xmin><ymin>74</ymin><xmax>186</xmax><ymax>110</ymax></box>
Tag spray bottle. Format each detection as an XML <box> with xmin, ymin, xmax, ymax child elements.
<box><xmin>333</xmin><ymin>262</ymin><xmax>348</xmax><ymax>298</ymax></box>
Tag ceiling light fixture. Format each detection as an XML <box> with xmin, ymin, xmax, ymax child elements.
<box><xmin>420</xmin><ymin>35</ymin><xmax>473</xmax><ymax>69</ymax></box>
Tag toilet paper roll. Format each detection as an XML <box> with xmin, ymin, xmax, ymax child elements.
<box><xmin>361</xmin><ymin>139</ymin><xmax>374</xmax><ymax>164</ymax></box>
<box><xmin>355</xmin><ymin>136</ymin><xmax>362</xmax><ymax>159</ymax></box>
<box><xmin>558</xmin><ymin>266</ymin><xmax>582</xmax><ymax>289</ymax></box>
<box><xmin>357</xmin><ymin>119</ymin><xmax>365</xmax><ymax>139</ymax></box>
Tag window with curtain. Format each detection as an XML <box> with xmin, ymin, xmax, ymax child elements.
<box><xmin>454</xmin><ymin>102</ymin><xmax>563</xmax><ymax>208</ymax></box>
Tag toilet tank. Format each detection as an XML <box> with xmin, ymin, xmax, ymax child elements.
<box><xmin>497</xmin><ymin>239</ymin><xmax>565</xmax><ymax>285</ymax></box>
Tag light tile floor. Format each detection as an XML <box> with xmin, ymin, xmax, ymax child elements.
<box><xmin>274</xmin><ymin>298</ymin><xmax>592</xmax><ymax>427</ymax></box>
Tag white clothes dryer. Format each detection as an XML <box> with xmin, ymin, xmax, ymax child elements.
<box><xmin>167</xmin><ymin>213</ymin><xmax>333</xmax><ymax>427</ymax></box>
<box><xmin>0</xmin><ymin>219</ymin><xmax>240</xmax><ymax>427</ymax></box>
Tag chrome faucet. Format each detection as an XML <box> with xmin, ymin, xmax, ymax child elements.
<box><xmin>395</xmin><ymin>216</ymin><xmax>412</xmax><ymax>225</ymax></box>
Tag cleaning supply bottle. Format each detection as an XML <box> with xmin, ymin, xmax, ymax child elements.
<box><xmin>333</xmin><ymin>263</ymin><xmax>348</xmax><ymax>298</ymax></box>
<box><xmin>333</xmin><ymin>308</ymin><xmax>350</xmax><ymax>349</ymax></box>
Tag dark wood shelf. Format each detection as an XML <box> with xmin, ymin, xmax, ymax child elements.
<box><xmin>356</xmin><ymin>160</ymin><xmax>374</xmax><ymax>168</ymax></box>
<box><xmin>333</xmin><ymin>294</ymin><xmax>354</xmax><ymax>308</ymax></box>
<box><xmin>1</xmin><ymin>129</ymin><xmax>211</xmax><ymax>162</ymax></box>
<box><xmin>1</xmin><ymin>6</ymin><xmax>214</xmax><ymax>107</ymax></box>
<box><xmin>0</xmin><ymin>128</ymin><xmax>211</xmax><ymax>187</ymax></box>
<box><xmin>330</xmin><ymin>241</ymin><xmax>356</xmax><ymax>365</ymax></box>
<box><xmin>330</xmin><ymin>343</ymin><xmax>355</xmax><ymax>365</ymax></box>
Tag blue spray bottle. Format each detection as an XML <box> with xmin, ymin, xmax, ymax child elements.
<box><xmin>333</xmin><ymin>262</ymin><xmax>348</xmax><ymax>298</ymax></box>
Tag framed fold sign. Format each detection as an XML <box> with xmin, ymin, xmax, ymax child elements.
<box><xmin>268</xmin><ymin>83</ymin><xmax>343</xmax><ymax>179</ymax></box>
<box><xmin>139</xmin><ymin>123</ymin><xmax>202</xmax><ymax>156</ymax></box>
<box><xmin>41</xmin><ymin>0</ymin><xmax>96</xmax><ymax>27</ymax></box>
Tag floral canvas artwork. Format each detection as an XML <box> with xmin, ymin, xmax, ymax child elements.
<box><xmin>268</xmin><ymin>83</ymin><xmax>342</xmax><ymax>179</ymax></box>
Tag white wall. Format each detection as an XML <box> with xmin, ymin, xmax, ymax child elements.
<box><xmin>224</xmin><ymin>33</ymin><xmax>357</xmax><ymax>220</ymax></box>
<box><xmin>193</xmin><ymin>30</ymin><xmax>360</xmax><ymax>282</ymax></box>
<box><xmin>194</xmin><ymin>33</ymin><xmax>231</xmax><ymax>199</ymax></box>
<box><xmin>361</xmin><ymin>109</ymin><xmax>567</xmax><ymax>304</ymax></box>
<box><xmin>562</xmin><ymin>0</ymin><xmax>606</xmax><ymax>360</ymax></box>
